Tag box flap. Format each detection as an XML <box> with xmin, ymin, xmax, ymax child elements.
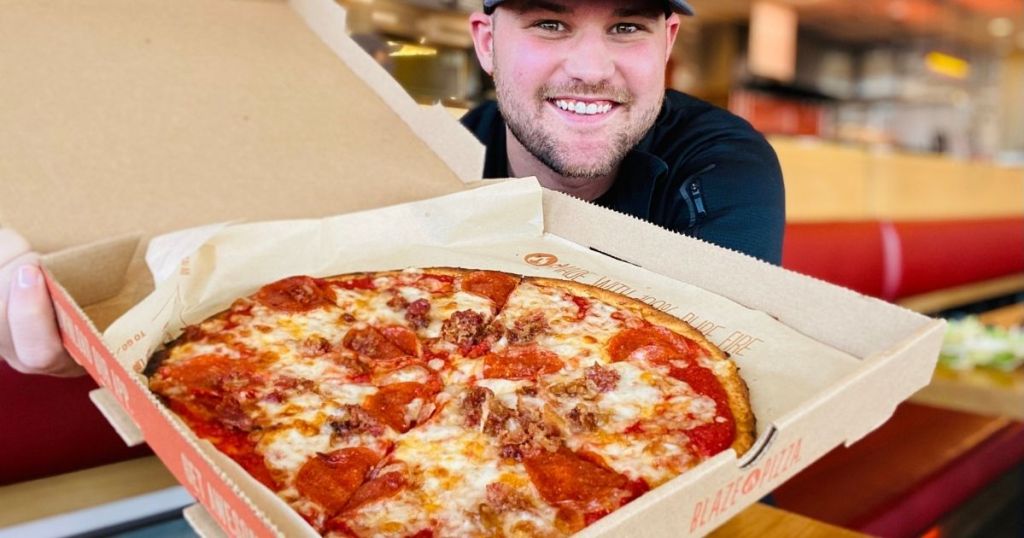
<box><xmin>0</xmin><ymin>0</ymin><xmax>484</xmax><ymax>253</ymax></box>
<box><xmin>540</xmin><ymin>189</ymin><xmax>935</xmax><ymax>360</ymax></box>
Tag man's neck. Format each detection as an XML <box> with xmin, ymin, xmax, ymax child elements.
<box><xmin>504</xmin><ymin>126</ymin><xmax>617</xmax><ymax>201</ymax></box>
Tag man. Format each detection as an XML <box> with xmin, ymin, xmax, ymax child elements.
<box><xmin>1</xmin><ymin>0</ymin><xmax>784</xmax><ymax>376</ymax></box>
<box><xmin>462</xmin><ymin>0</ymin><xmax>784</xmax><ymax>260</ymax></box>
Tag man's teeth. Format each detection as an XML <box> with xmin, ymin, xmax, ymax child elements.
<box><xmin>554</xmin><ymin>100</ymin><xmax>613</xmax><ymax>115</ymax></box>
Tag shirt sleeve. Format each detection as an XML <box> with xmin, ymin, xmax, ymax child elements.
<box><xmin>667</xmin><ymin>124</ymin><xmax>786</xmax><ymax>266</ymax></box>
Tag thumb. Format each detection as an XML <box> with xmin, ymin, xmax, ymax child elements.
<box><xmin>7</xmin><ymin>264</ymin><xmax>84</xmax><ymax>377</ymax></box>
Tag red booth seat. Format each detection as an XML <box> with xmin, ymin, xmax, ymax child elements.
<box><xmin>783</xmin><ymin>218</ymin><xmax>1024</xmax><ymax>302</ymax></box>
<box><xmin>0</xmin><ymin>362</ymin><xmax>149</xmax><ymax>485</ymax></box>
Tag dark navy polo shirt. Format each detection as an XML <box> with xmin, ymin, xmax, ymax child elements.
<box><xmin>460</xmin><ymin>90</ymin><xmax>786</xmax><ymax>265</ymax></box>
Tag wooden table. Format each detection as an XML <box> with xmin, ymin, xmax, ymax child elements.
<box><xmin>710</xmin><ymin>504</ymin><xmax>866</xmax><ymax>537</ymax></box>
<box><xmin>0</xmin><ymin>456</ymin><xmax>180</xmax><ymax>527</ymax></box>
<box><xmin>978</xmin><ymin>302</ymin><xmax>1024</xmax><ymax>328</ymax></box>
<box><xmin>772</xmin><ymin>402</ymin><xmax>1024</xmax><ymax>537</ymax></box>
<box><xmin>897</xmin><ymin>274</ymin><xmax>1024</xmax><ymax>314</ymax></box>
<box><xmin>911</xmin><ymin>302</ymin><xmax>1024</xmax><ymax>419</ymax></box>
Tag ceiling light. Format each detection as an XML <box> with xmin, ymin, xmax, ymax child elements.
<box><xmin>388</xmin><ymin>43</ymin><xmax>438</xmax><ymax>57</ymax></box>
<box><xmin>925</xmin><ymin>51</ymin><xmax>970</xmax><ymax>79</ymax></box>
<box><xmin>988</xmin><ymin>17</ymin><xmax>1014</xmax><ymax>38</ymax></box>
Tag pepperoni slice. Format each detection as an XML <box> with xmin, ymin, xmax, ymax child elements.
<box><xmin>461</xmin><ymin>271</ymin><xmax>518</xmax><ymax>309</ymax></box>
<box><xmin>523</xmin><ymin>446</ymin><xmax>632</xmax><ymax>505</ymax></box>
<box><xmin>153</xmin><ymin>354</ymin><xmax>266</xmax><ymax>422</ymax></box>
<box><xmin>483</xmin><ymin>345</ymin><xmax>563</xmax><ymax>380</ymax></box>
<box><xmin>343</xmin><ymin>326</ymin><xmax>415</xmax><ymax>360</ymax></box>
<box><xmin>379</xmin><ymin>326</ymin><xmax>421</xmax><ymax>357</ymax></box>
<box><xmin>343</xmin><ymin>471</ymin><xmax>406</xmax><ymax>512</ymax></box>
<box><xmin>295</xmin><ymin>447</ymin><xmax>380</xmax><ymax>516</ymax></box>
<box><xmin>669</xmin><ymin>363</ymin><xmax>736</xmax><ymax>456</ymax></box>
<box><xmin>255</xmin><ymin>276</ymin><xmax>336</xmax><ymax>312</ymax></box>
<box><xmin>607</xmin><ymin>325</ymin><xmax>700</xmax><ymax>363</ymax></box>
<box><xmin>154</xmin><ymin>354</ymin><xmax>238</xmax><ymax>393</ymax></box>
<box><xmin>364</xmin><ymin>382</ymin><xmax>437</xmax><ymax>432</ymax></box>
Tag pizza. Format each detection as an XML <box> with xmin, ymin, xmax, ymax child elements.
<box><xmin>146</xmin><ymin>268</ymin><xmax>754</xmax><ymax>537</ymax></box>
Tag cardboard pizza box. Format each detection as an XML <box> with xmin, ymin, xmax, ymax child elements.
<box><xmin>0</xmin><ymin>1</ymin><xmax>945</xmax><ymax>536</ymax></box>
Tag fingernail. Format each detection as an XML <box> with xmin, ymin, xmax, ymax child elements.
<box><xmin>17</xmin><ymin>265</ymin><xmax>41</xmax><ymax>288</ymax></box>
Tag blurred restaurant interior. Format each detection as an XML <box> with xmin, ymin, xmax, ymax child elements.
<box><xmin>1</xmin><ymin>0</ymin><xmax>1023</xmax><ymax>537</ymax></box>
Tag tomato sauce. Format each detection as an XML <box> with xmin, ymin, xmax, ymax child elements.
<box><xmin>570</xmin><ymin>295</ymin><xmax>591</xmax><ymax>320</ymax></box>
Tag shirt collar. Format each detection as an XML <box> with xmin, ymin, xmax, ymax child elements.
<box><xmin>591</xmin><ymin>124</ymin><xmax>669</xmax><ymax>219</ymax></box>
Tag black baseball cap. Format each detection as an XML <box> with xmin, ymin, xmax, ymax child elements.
<box><xmin>483</xmin><ymin>0</ymin><xmax>694</xmax><ymax>16</ymax></box>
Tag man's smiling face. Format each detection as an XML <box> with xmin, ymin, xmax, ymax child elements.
<box><xmin>471</xmin><ymin>0</ymin><xmax>680</xmax><ymax>179</ymax></box>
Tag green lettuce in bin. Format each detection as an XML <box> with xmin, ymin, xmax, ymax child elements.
<box><xmin>939</xmin><ymin>316</ymin><xmax>1024</xmax><ymax>371</ymax></box>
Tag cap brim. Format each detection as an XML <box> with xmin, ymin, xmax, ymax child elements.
<box><xmin>671</xmin><ymin>0</ymin><xmax>695</xmax><ymax>16</ymax></box>
<box><xmin>484</xmin><ymin>1</ymin><xmax>695</xmax><ymax>16</ymax></box>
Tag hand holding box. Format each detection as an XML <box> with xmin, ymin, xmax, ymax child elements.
<box><xmin>0</xmin><ymin>228</ymin><xmax>82</xmax><ymax>377</ymax></box>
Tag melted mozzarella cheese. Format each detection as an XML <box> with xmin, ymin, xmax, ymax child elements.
<box><xmin>385</xmin><ymin>419</ymin><xmax>557</xmax><ymax>538</ymax></box>
<box><xmin>371</xmin><ymin>295</ymin><xmax>412</xmax><ymax>328</ymax></box>
<box><xmin>376</xmin><ymin>365</ymin><xmax>432</xmax><ymax>385</ymax></box>
<box><xmin>592</xmin><ymin>438</ymin><xmax>690</xmax><ymax>485</ymax></box>
<box><xmin>216</xmin><ymin>305</ymin><xmax>346</xmax><ymax>366</ymax></box>
<box><xmin>174</xmin><ymin>341</ymin><xmax>245</xmax><ymax>360</ymax></box>
<box><xmin>397</xmin><ymin>286</ymin><xmax>429</xmax><ymax>303</ymax></box>
<box><xmin>273</xmin><ymin>358</ymin><xmax>333</xmax><ymax>381</ymax></box>
<box><xmin>331</xmin><ymin>287</ymin><xmax>374</xmax><ymax>310</ymax></box>
<box><xmin>259</xmin><ymin>425</ymin><xmax>332</xmax><ymax>475</ymax></box>
<box><xmin>258</xmin><ymin>391</ymin><xmax>329</xmax><ymax>422</ymax></box>
<box><xmin>317</xmin><ymin>382</ymin><xmax>378</xmax><ymax>406</ymax></box>
<box><xmin>496</xmin><ymin>282</ymin><xmax>624</xmax><ymax>363</ymax></box>
<box><xmin>444</xmin><ymin>357</ymin><xmax>483</xmax><ymax>386</ymax></box>
<box><xmin>475</xmin><ymin>378</ymin><xmax>526</xmax><ymax>408</ymax></box>
<box><xmin>596</xmin><ymin>362</ymin><xmax>664</xmax><ymax>427</ymax></box>
<box><xmin>342</xmin><ymin>489</ymin><xmax>429</xmax><ymax>537</ymax></box>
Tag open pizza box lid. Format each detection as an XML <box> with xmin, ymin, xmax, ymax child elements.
<box><xmin>0</xmin><ymin>0</ymin><xmax>481</xmax><ymax>301</ymax></box>
<box><xmin>0</xmin><ymin>1</ymin><xmax>946</xmax><ymax>536</ymax></box>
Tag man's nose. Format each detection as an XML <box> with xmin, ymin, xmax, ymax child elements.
<box><xmin>562</xmin><ymin>31</ymin><xmax>616</xmax><ymax>83</ymax></box>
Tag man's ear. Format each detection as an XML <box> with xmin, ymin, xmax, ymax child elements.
<box><xmin>469</xmin><ymin>12</ymin><xmax>496</xmax><ymax>76</ymax></box>
<box><xmin>664</xmin><ymin>13</ymin><xmax>681</xmax><ymax>62</ymax></box>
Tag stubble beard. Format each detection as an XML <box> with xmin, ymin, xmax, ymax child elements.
<box><xmin>495</xmin><ymin>66</ymin><xmax>662</xmax><ymax>180</ymax></box>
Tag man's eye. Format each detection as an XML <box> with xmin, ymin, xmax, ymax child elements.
<box><xmin>611</xmin><ymin>23</ymin><xmax>643</xmax><ymax>34</ymax></box>
<box><xmin>535</xmin><ymin>20</ymin><xmax>566</xmax><ymax>32</ymax></box>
